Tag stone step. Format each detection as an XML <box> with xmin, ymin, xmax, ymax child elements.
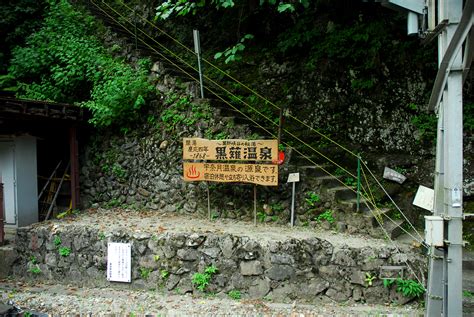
<box><xmin>296</xmin><ymin>165</ymin><xmax>332</xmax><ymax>177</ymax></box>
<box><xmin>463</xmin><ymin>251</ymin><xmax>474</xmax><ymax>271</ymax></box>
<box><xmin>327</xmin><ymin>186</ymin><xmax>357</xmax><ymax>201</ymax></box>
<box><xmin>382</xmin><ymin>219</ymin><xmax>405</xmax><ymax>239</ymax></box>
<box><xmin>313</xmin><ymin>175</ymin><xmax>344</xmax><ymax>188</ymax></box>
<box><xmin>339</xmin><ymin>198</ymin><xmax>372</xmax><ymax>212</ymax></box>
<box><xmin>364</xmin><ymin>208</ymin><xmax>391</xmax><ymax>227</ymax></box>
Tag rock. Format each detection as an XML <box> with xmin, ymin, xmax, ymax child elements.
<box><xmin>166</xmin><ymin>274</ymin><xmax>180</xmax><ymax>290</ymax></box>
<box><xmin>363</xmin><ymin>286</ymin><xmax>390</xmax><ymax>304</ymax></box>
<box><xmin>201</xmin><ymin>248</ymin><xmax>220</xmax><ymax>259</ymax></box>
<box><xmin>326</xmin><ymin>287</ymin><xmax>350</xmax><ymax>302</ymax></box>
<box><xmin>240</xmin><ymin>260</ymin><xmax>263</xmax><ymax>276</ymax></box>
<box><xmin>45</xmin><ymin>253</ymin><xmax>57</xmax><ymax>268</ymax></box>
<box><xmin>266</xmin><ymin>265</ymin><xmax>294</xmax><ymax>281</ymax></box>
<box><xmin>138</xmin><ymin>188</ymin><xmax>151</xmax><ymax>197</ymax></box>
<box><xmin>270</xmin><ymin>253</ymin><xmax>295</xmax><ymax>265</ymax></box>
<box><xmin>350</xmin><ymin>270</ymin><xmax>366</xmax><ymax>286</ymax></box>
<box><xmin>248</xmin><ymin>278</ymin><xmax>270</xmax><ymax>298</ymax></box>
<box><xmin>271</xmin><ymin>283</ymin><xmax>298</xmax><ymax>302</ymax></box>
<box><xmin>177</xmin><ymin>249</ymin><xmax>198</xmax><ymax>261</ymax></box>
<box><xmin>333</xmin><ymin>249</ymin><xmax>356</xmax><ymax>267</ymax></box>
<box><xmin>186</xmin><ymin>234</ymin><xmax>206</xmax><ymax>247</ymax></box>
<box><xmin>219</xmin><ymin>236</ymin><xmax>235</xmax><ymax>258</ymax></box>
<box><xmin>159</xmin><ymin>141</ymin><xmax>169</xmax><ymax>149</ymax></box>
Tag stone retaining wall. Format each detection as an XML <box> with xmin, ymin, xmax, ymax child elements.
<box><xmin>13</xmin><ymin>225</ymin><xmax>426</xmax><ymax>304</ymax></box>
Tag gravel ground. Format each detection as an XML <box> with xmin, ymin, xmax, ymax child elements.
<box><xmin>34</xmin><ymin>208</ymin><xmax>418</xmax><ymax>249</ymax></box>
<box><xmin>0</xmin><ymin>280</ymin><xmax>423</xmax><ymax>316</ymax></box>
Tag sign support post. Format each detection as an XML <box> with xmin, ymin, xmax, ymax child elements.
<box><xmin>287</xmin><ymin>173</ymin><xmax>300</xmax><ymax>227</ymax></box>
<box><xmin>207</xmin><ymin>182</ymin><xmax>211</xmax><ymax>220</ymax></box>
<box><xmin>254</xmin><ymin>185</ymin><xmax>257</xmax><ymax>226</ymax></box>
<box><xmin>193</xmin><ymin>30</ymin><xmax>205</xmax><ymax>99</ymax></box>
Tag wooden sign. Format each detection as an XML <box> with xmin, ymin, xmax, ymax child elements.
<box><xmin>183</xmin><ymin>162</ymin><xmax>278</xmax><ymax>186</ymax></box>
<box><xmin>183</xmin><ymin>138</ymin><xmax>278</xmax><ymax>162</ymax></box>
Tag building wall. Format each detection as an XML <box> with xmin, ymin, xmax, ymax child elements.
<box><xmin>0</xmin><ymin>135</ymin><xmax>38</xmax><ymax>227</ymax></box>
<box><xmin>15</xmin><ymin>135</ymin><xmax>38</xmax><ymax>227</ymax></box>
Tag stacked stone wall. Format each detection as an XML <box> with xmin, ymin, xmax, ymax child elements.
<box><xmin>14</xmin><ymin>224</ymin><xmax>426</xmax><ymax>304</ymax></box>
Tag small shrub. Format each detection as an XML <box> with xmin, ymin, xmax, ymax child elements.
<box><xmin>305</xmin><ymin>192</ymin><xmax>320</xmax><ymax>207</ymax></box>
<box><xmin>160</xmin><ymin>270</ymin><xmax>169</xmax><ymax>279</ymax></box>
<box><xmin>53</xmin><ymin>236</ymin><xmax>62</xmax><ymax>246</ymax></box>
<box><xmin>140</xmin><ymin>267</ymin><xmax>152</xmax><ymax>280</ymax></box>
<box><xmin>315</xmin><ymin>210</ymin><xmax>335</xmax><ymax>224</ymax></box>
<box><xmin>228</xmin><ymin>290</ymin><xmax>241</xmax><ymax>300</ymax></box>
<box><xmin>383</xmin><ymin>278</ymin><xmax>425</xmax><ymax>298</ymax></box>
<box><xmin>28</xmin><ymin>266</ymin><xmax>41</xmax><ymax>275</ymax></box>
<box><xmin>192</xmin><ymin>265</ymin><xmax>218</xmax><ymax>291</ymax></box>
<box><xmin>58</xmin><ymin>247</ymin><xmax>71</xmax><ymax>257</ymax></box>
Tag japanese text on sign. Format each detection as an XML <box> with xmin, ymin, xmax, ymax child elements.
<box><xmin>184</xmin><ymin>162</ymin><xmax>278</xmax><ymax>186</ymax></box>
<box><xmin>183</xmin><ymin>138</ymin><xmax>278</xmax><ymax>162</ymax></box>
<box><xmin>107</xmin><ymin>242</ymin><xmax>131</xmax><ymax>283</ymax></box>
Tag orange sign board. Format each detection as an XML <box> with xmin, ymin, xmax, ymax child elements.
<box><xmin>183</xmin><ymin>162</ymin><xmax>278</xmax><ymax>186</ymax></box>
<box><xmin>183</xmin><ymin>138</ymin><xmax>278</xmax><ymax>162</ymax></box>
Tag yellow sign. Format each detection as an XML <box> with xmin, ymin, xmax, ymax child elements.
<box><xmin>183</xmin><ymin>162</ymin><xmax>278</xmax><ymax>186</ymax></box>
<box><xmin>183</xmin><ymin>138</ymin><xmax>278</xmax><ymax>162</ymax></box>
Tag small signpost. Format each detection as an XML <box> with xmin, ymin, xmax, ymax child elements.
<box><xmin>287</xmin><ymin>172</ymin><xmax>300</xmax><ymax>227</ymax></box>
<box><xmin>107</xmin><ymin>242</ymin><xmax>131</xmax><ymax>283</ymax></box>
<box><xmin>183</xmin><ymin>138</ymin><xmax>279</xmax><ymax>223</ymax></box>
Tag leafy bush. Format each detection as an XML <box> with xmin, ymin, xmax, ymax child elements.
<box><xmin>8</xmin><ymin>0</ymin><xmax>153</xmax><ymax>127</ymax></box>
<box><xmin>192</xmin><ymin>265</ymin><xmax>218</xmax><ymax>291</ymax></box>
<box><xmin>383</xmin><ymin>278</ymin><xmax>425</xmax><ymax>298</ymax></box>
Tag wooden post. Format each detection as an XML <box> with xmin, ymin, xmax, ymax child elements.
<box><xmin>69</xmin><ymin>127</ymin><xmax>80</xmax><ymax>210</ymax></box>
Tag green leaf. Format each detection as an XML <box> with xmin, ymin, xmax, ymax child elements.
<box><xmin>277</xmin><ymin>3</ymin><xmax>295</xmax><ymax>13</ymax></box>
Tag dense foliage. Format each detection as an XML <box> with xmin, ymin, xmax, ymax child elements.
<box><xmin>6</xmin><ymin>0</ymin><xmax>153</xmax><ymax>127</ymax></box>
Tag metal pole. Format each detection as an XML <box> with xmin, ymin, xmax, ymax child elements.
<box><xmin>426</xmin><ymin>0</ymin><xmax>464</xmax><ymax>315</ymax></box>
<box><xmin>254</xmin><ymin>185</ymin><xmax>257</xmax><ymax>226</ymax></box>
<box><xmin>426</xmin><ymin>102</ymin><xmax>445</xmax><ymax>316</ymax></box>
<box><xmin>193</xmin><ymin>30</ymin><xmax>205</xmax><ymax>99</ymax></box>
<box><xmin>0</xmin><ymin>174</ymin><xmax>4</xmax><ymax>246</ymax></box>
<box><xmin>356</xmin><ymin>156</ymin><xmax>361</xmax><ymax>212</ymax></box>
<box><xmin>291</xmin><ymin>182</ymin><xmax>295</xmax><ymax>227</ymax></box>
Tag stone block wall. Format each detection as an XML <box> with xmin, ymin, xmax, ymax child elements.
<box><xmin>14</xmin><ymin>225</ymin><xmax>426</xmax><ymax>304</ymax></box>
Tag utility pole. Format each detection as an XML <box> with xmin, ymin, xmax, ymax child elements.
<box><xmin>376</xmin><ymin>0</ymin><xmax>472</xmax><ymax>315</ymax></box>
<box><xmin>427</xmin><ymin>0</ymin><xmax>466</xmax><ymax>315</ymax></box>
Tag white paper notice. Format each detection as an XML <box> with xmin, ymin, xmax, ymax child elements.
<box><xmin>107</xmin><ymin>242</ymin><xmax>131</xmax><ymax>283</ymax></box>
<box><xmin>413</xmin><ymin>185</ymin><xmax>435</xmax><ymax>212</ymax></box>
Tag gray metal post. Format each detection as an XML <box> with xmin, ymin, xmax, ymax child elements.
<box><xmin>291</xmin><ymin>182</ymin><xmax>296</xmax><ymax>227</ymax></box>
<box><xmin>193</xmin><ymin>30</ymin><xmax>205</xmax><ymax>99</ymax></box>
<box><xmin>426</xmin><ymin>0</ymin><xmax>464</xmax><ymax>315</ymax></box>
<box><xmin>426</xmin><ymin>102</ymin><xmax>445</xmax><ymax>315</ymax></box>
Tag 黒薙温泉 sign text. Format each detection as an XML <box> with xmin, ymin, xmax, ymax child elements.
<box><xmin>183</xmin><ymin>138</ymin><xmax>278</xmax><ymax>162</ymax></box>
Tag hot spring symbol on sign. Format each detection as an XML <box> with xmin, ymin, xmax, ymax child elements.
<box><xmin>186</xmin><ymin>165</ymin><xmax>200</xmax><ymax>179</ymax></box>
